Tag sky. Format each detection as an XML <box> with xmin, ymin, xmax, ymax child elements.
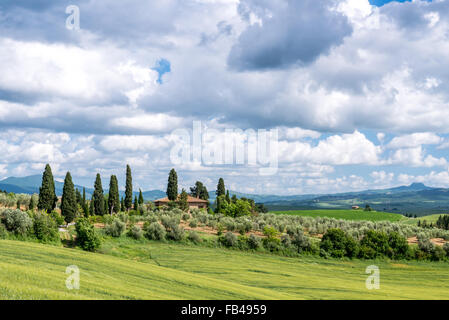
<box><xmin>1</xmin><ymin>0</ymin><xmax>449</xmax><ymax>195</ymax></box>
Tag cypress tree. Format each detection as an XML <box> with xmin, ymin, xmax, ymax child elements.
<box><xmin>134</xmin><ymin>196</ymin><xmax>138</xmax><ymax>211</ymax></box>
<box><xmin>89</xmin><ymin>199</ymin><xmax>94</xmax><ymax>217</ymax></box>
<box><xmin>138</xmin><ymin>189</ymin><xmax>144</xmax><ymax>205</ymax></box>
<box><xmin>226</xmin><ymin>190</ymin><xmax>231</xmax><ymax>203</ymax></box>
<box><xmin>179</xmin><ymin>189</ymin><xmax>189</xmax><ymax>212</ymax></box>
<box><xmin>120</xmin><ymin>197</ymin><xmax>125</xmax><ymax>212</ymax></box>
<box><xmin>16</xmin><ymin>199</ymin><xmax>20</xmax><ymax>209</ymax></box>
<box><xmin>216</xmin><ymin>178</ymin><xmax>225</xmax><ymax>197</ymax></box>
<box><xmin>75</xmin><ymin>188</ymin><xmax>82</xmax><ymax>205</ymax></box>
<box><xmin>29</xmin><ymin>195</ymin><xmax>36</xmax><ymax>211</ymax></box>
<box><xmin>104</xmin><ymin>197</ymin><xmax>109</xmax><ymax>216</ymax></box>
<box><xmin>61</xmin><ymin>172</ymin><xmax>77</xmax><ymax>225</ymax></box>
<box><xmin>108</xmin><ymin>175</ymin><xmax>120</xmax><ymax>214</ymax></box>
<box><xmin>124</xmin><ymin>165</ymin><xmax>133</xmax><ymax>211</ymax></box>
<box><xmin>93</xmin><ymin>174</ymin><xmax>105</xmax><ymax>216</ymax></box>
<box><xmin>190</xmin><ymin>181</ymin><xmax>209</xmax><ymax>201</ymax></box>
<box><xmin>37</xmin><ymin>164</ymin><xmax>58</xmax><ymax>212</ymax></box>
<box><xmin>167</xmin><ymin>169</ymin><xmax>178</xmax><ymax>201</ymax></box>
<box><xmin>82</xmin><ymin>188</ymin><xmax>88</xmax><ymax>216</ymax></box>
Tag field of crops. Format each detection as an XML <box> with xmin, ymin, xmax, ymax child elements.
<box><xmin>270</xmin><ymin>209</ymin><xmax>404</xmax><ymax>222</ymax></box>
<box><xmin>1</xmin><ymin>238</ymin><xmax>448</xmax><ymax>300</ymax></box>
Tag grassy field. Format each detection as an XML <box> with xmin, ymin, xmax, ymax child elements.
<box><xmin>400</xmin><ymin>214</ymin><xmax>448</xmax><ymax>226</ymax></box>
<box><xmin>1</xmin><ymin>238</ymin><xmax>449</xmax><ymax>300</ymax></box>
<box><xmin>270</xmin><ymin>209</ymin><xmax>404</xmax><ymax>222</ymax></box>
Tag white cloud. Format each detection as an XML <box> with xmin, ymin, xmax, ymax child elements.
<box><xmin>387</xmin><ymin>132</ymin><xmax>442</xmax><ymax>149</ymax></box>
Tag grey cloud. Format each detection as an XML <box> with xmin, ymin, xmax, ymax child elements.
<box><xmin>227</xmin><ymin>0</ymin><xmax>353</xmax><ymax>71</ymax></box>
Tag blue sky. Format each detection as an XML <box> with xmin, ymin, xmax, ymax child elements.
<box><xmin>0</xmin><ymin>0</ymin><xmax>449</xmax><ymax>195</ymax></box>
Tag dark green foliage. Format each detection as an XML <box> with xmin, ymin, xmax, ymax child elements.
<box><xmin>256</xmin><ymin>203</ymin><xmax>268</xmax><ymax>213</ymax></box>
<box><xmin>166</xmin><ymin>169</ymin><xmax>178</xmax><ymax>201</ymax></box>
<box><xmin>178</xmin><ymin>189</ymin><xmax>189</xmax><ymax>212</ymax></box>
<box><xmin>226</xmin><ymin>190</ymin><xmax>231</xmax><ymax>203</ymax></box>
<box><xmin>50</xmin><ymin>211</ymin><xmax>65</xmax><ymax>226</ymax></box>
<box><xmin>138</xmin><ymin>189</ymin><xmax>144</xmax><ymax>205</ymax></box>
<box><xmin>133</xmin><ymin>196</ymin><xmax>138</xmax><ymax>211</ymax></box>
<box><xmin>32</xmin><ymin>212</ymin><xmax>60</xmax><ymax>243</ymax></box>
<box><xmin>104</xmin><ymin>197</ymin><xmax>109</xmax><ymax>216</ymax></box>
<box><xmin>216</xmin><ymin>178</ymin><xmax>225</xmax><ymax>197</ymax></box>
<box><xmin>190</xmin><ymin>181</ymin><xmax>209</xmax><ymax>201</ymax></box>
<box><xmin>436</xmin><ymin>215</ymin><xmax>449</xmax><ymax>230</ymax></box>
<box><xmin>75</xmin><ymin>218</ymin><xmax>102</xmax><ymax>252</ymax></box>
<box><xmin>120</xmin><ymin>197</ymin><xmax>125</xmax><ymax>212</ymax></box>
<box><xmin>61</xmin><ymin>172</ymin><xmax>77</xmax><ymax>225</ymax></box>
<box><xmin>359</xmin><ymin>230</ymin><xmax>390</xmax><ymax>259</ymax></box>
<box><xmin>248</xmin><ymin>234</ymin><xmax>261</xmax><ymax>249</ymax></box>
<box><xmin>320</xmin><ymin>229</ymin><xmax>359</xmax><ymax>258</ymax></box>
<box><xmin>75</xmin><ymin>189</ymin><xmax>82</xmax><ymax>205</ymax></box>
<box><xmin>215</xmin><ymin>195</ymin><xmax>227</xmax><ymax>214</ymax></box>
<box><xmin>1</xmin><ymin>209</ymin><xmax>33</xmax><ymax>236</ymax></box>
<box><xmin>108</xmin><ymin>175</ymin><xmax>120</xmax><ymax>214</ymax></box>
<box><xmin>82</xmin><ymin>188</ymin><xmax>89</xmax><ymax>216</ymax></box>
<box><xmin>37</xmin><ymin>164</ymin><xmax>58</xmax><ymax>212</ymax></box>
<box><xmin>387</xmin><ymin>232</ymin><xmax>410</xmax><ymax>259</ymax></box>
<box><xmin>92</xmin><ymin>174</ymin><xmax>105</xmax><ymax>216</ymax></box>
<box><xmin>29</xmin><ymin>195</ymin><xmax>36</xmax><ymax>211</ymax></box>
<box><xmin>291</xmin><ymin>231</ymin><xmax>313</xmax><ymax>253</ymax></box>
<box><xmin>89</xmin><ymin>199</ymin><xmax>94</xmax><ymax>217</ymax></box>
<box><xmin>124</xmin><ymin>165</ymin><xmax>133</xmax><ymax>211</ymax></box>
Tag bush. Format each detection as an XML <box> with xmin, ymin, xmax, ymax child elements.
<box><xmin>145</xmin><ymin>222</ymin><xmax>166</xmax><ymax>241</ymax></box>
<box><xmin>443</xmin><ymin>242</ymin><xmax>449</xmax><ymax>257</ymax></box>
<box><xmin>248</xmin><ymin>234</ymin><xmax>261</xmax><ymax>249</ymax></box>
<box><xmin>221</xmin><ymin>232</ymin><xmax>238</xmax><ymax>247</ymax></box>
<box><xmin>105</xmin><ymin>219</ymin><xmax>126</xmax><ymax>237</ymax></box>
<box><xmin>167</xmin><ymin>225</ymin><xmax>185</xmax><ymax>241</ymax></box>
<box><xmin>291</xmin><ymin>232</ymin><xmax>312</xmax><ymax>253</ymax></box>
<box><xmin>127</xmin><ymin>225</ymin><xmax>143</xmax><ymax>240</ymax></box>
<box><xmin>189</xmin><ymin>219</ymin><xmax>198</xmax><ymax>228</ymax></box>
<box><xmin>358</xmin><ymin>230</ymin><xmax>390</xmax><ymax>259</ymax></box>
<box><xmin>33</xmin><ymin>212</ymin><xmax>60</xmax><ymax>243</ymax></box>
<box><xmin>182</xmin><ymin>213</ymin><xmax>190</xmax><ymax>221</ymax></box>
<box><xmin>1</xmin><ymin>209</ymin><xmax>33</xmax><ymax>236</ymax></box>
<box><xmin>0</xmin><ymin>223</ymin><xmax>8</xmax><ymax>239</ymax></box>
<box><xmin>320</xmin><ymin>229</ymin><xmax>358</xmax><ymax>258</ymax></box>
<box><xmin>75</xmin><ymin>218</ymin><xmax>102</xmax><ymax>252</ymax></box>
<box><xmin>50</xmin><ymin>211</ymin><xmax>65</xmax><ymax>226</ymax></box>
<box><xmin>388</xmin><ymin>232</ymin><xmax>409</xmax><ymax>259</ymax></box>
<box><xmin>188</xmin><ymin>230</ymin><xmax>201</xmax><ymax>243</ymax></box>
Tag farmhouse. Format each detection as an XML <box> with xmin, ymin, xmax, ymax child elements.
<box><xmin>154</xmin><ymin>195</ymin><xmax>208</xmax><ymax>210</ymax></box>
<box><xmin>352</xmin><ymin>205</ymin><xmax>360</xmax><ymax>210</ymax></box>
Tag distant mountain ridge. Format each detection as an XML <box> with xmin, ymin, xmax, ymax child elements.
<box><xmin>0</xmin><ymin>175</ymin><xmax>443</xmax><ymax>212</ymax></box>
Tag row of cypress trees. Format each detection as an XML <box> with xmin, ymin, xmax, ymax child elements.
<box><xmin>37</xmin><ymin>164</ymin><xmax>142</xmax><ymax>224</ymax></box>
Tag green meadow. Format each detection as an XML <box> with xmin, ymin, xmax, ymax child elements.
<box><xmin>1</xmin><ymin>238</ymin><xmax>448</xmax><ymax>300</ymax></box>
<box><xmin>270</xmin><ymin>209</ymin><xmax>404</xmax><ymax>222</ymax></box>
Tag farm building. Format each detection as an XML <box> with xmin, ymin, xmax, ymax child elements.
<box><xmin>154</xmin><ymin>195</ymin><xmax>208</xmax><ymax>210</ymax></box>
<box><xmin>351</xmin><ymin>206</ymin><xmax>360</xmax><ymax>210</ymax></box>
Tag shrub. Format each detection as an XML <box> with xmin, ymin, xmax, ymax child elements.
<box><xmin>189</xmin><ymin>219</ymin><xmax>198</xmax><ymax>228</ymax></box>
<box><xmin>263</xmin><ymin>226</ymin><xmax>279</xmax><ymax>239</ymax></box>
<box><xmin>0</xmin><ymin>223</ymin><xmax>8</xmax><ymax>239</ymax></box>
<box><xmin>291</xmin><ymin>232</ymin><xmax>312</xmax><ymax>253</ymax></box>
<box><xmin>145</xmin><ymin>222</ymin><xmax>166</xmax><ymax>241</ymax></box>
<box><xmin>358</xmin><ymin>230</ymin><xmax>390</xmax><ymax>259</ymax></box>
<box><xmin>105</xmin><ymin>219</ymin><xmax>126</xmax><ymax>237</ymax></box>
<box><xmin>2</xmin><ymin>209</ymin><xmax>33</xmax><ymax>236</ymax></box>
<box><xmin>50</xmin><ymin>211</ymin><xmax>65</xmax><ymax>226</ymax></box>
<box><xmin>182</xmin><ymin>213</ymin><xmax>190</xmax><ymax>221</ymax></box>
<box><xmin>248</xmin><ymin>234</ymin><xmax>262</xmax><ymax>249</ymax></box>
<box><xmin>388</xmin><ymin>232</ymin><xmax>409</xmax><ymax>259</ymax></box>
<box><xmin>432</xmin><ymin>246</ymin><xmax>446</xmax><ymax>261</ymax></box>
<box><xmin>281</xmin><ymin>234</ymin><xmax>291</xmax><ymax>248</ymax></box>
<box><xmin>418</xmin><ymin>237</ymin><xmax>435</xmax><ymax>255</ymax></box>
<box><xmin>75</xmin><ymin>218</ymin><xmax>102</xmax><ymax>252</ymax></box>
<box><xmin>167</xmin><ymin>225</ymin><xmax>185</xmax><ymax>241</ymax></box>
<box><xmin>262</xmin><ymin>237</ymin><xmax>281</xmax><ymax>252</ymax></box>
<box><xmin>188</xmin><ymin>230</ymin><xmax>201</xmax><ymax>243</ymax></box>
<box><xmin>33</xmin><ymin>212</ymin><xmax>60</xmax><ymax>243</ymax></box>
<box><xmin>443</xmin><ymin>242</ymin><xmax>449</xmax><ymax>257</ymax></box>
<box><xmin>127</xmin><ymin>225</ymin><xmax>143</xmax><ymax>240</ymax></box>
<box><xmin>320</xmin><ymin>229</ymin><xmax>358</xmax><ymax>258</ymax></box>
<box><xmin>222</xmin><ymin>232</ymin><xmax>238</xmax><ymax>247</ymax></box>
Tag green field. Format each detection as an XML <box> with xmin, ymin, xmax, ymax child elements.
<box><xmin>400</xmin><ymin>214</ymin><xmax>448</xmax><ymax>226</ymax></box>
<box><xmin>1</xmin><ymin>238</ymin><xmax>448</xmax><ymax>300</ymax></box>
<box><xmin>270</xmin><ymin>209</ymin><xmax>404</xmax><ymax>222</ymax></box>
